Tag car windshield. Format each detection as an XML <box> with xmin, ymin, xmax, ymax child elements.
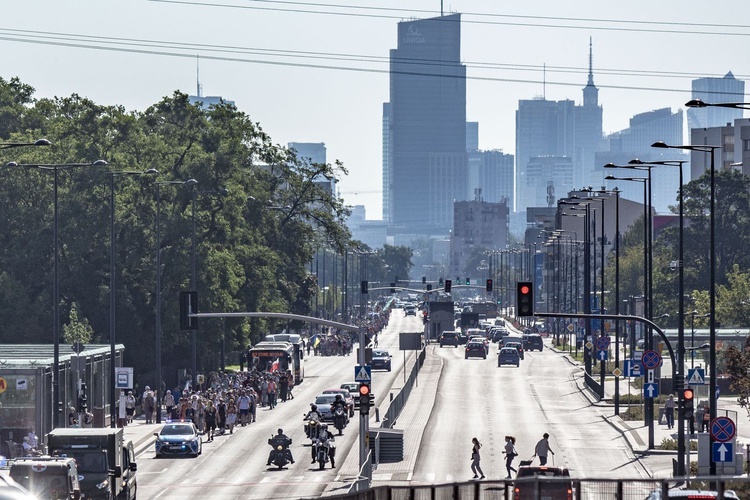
<box><xmin>468</xmin><ymin>342</ymin><xmax>483</xmax><ymax>347</ymax></box>
<box><xmin>323</xmin><ymin>390</ymin><xmax>349</xmax><ymax>398</ymax></box>
<box><xmin>53</xmin><ymin>451</ymin><xmax>107</xmax><ymax>473</ymax></box>
<box><xmin>160</xmin><ymin>424</ymin><xmax>195</xmax><ymax>436</ymax></box>
<box><xmin>501</xmin><ymin>349</ymin><xmax>517</xmax><ymax>355</ymax></box>
<box><xmin>10</xmin><ymin>470</ymin><xmax>68</xmax><ymax>496</ymax></box>
<box><xmin>373</xmin><ymin>350</ymin><xmax>389</xmax><ymax>357</ymax></box>
<box><xmin>517</xmin><ymin>467</ymin><xmax>568</xmax><ymax>478</ymax></box>
<box><xmin>315</xmin><ymin>395</ymin><xmax>337</xmax><ymax>405</ymax></box>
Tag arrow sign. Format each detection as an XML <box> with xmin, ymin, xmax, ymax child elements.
<box><xmin>644</xmin><ymin>382</ymin><xmax>659</xmax><ymax>398</ymax></box>
<box><xmin>354</xmin><ymin>365</ymin><xmax>372</xmax><ymax>382</ymax></box>
<box><xmin>713</xmin><ymin>442</ymin><xmax>734</xmax><ymax>463</ymax></box>
<box><xmin>647</xmin><ymin>369</ymin><xmax>655</xmax><ymax>384</ymax></box>
<box><xmin>597</xmin><ymin>350</ymin><xmax>607</xmax><ymax>361</ymax></box>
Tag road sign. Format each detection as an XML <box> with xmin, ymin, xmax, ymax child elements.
<box><xmin>713</xmin><ymin>442</ymin><xmax>734</xmax><ymax>463</ymax></box>
<box><xmin>567</xmin><ymin>323</ymin><xmax>574</xmax><ymax>333</ymax></box>
<box><xmin>687</xmin><ymin>367</ymin><xmax>705</xmax><ymax>386</ymax></box>
<box><xmin>644</xmin><ymin>383</ymin><xmax>659</xmax><ymax>398</ymax></box>
<box><xmin>624</xmin><ymin>359</ymin><xmax>643</xmax><ymax>378</ymax></box>
<box><xmin>597</xmin><ymin>350</ymin><xmax>608</xmax><ymax>361</ymax></box>
<box><xmin>642</xmin><ymin>350</ymin><xmax>661</xmax><ymax>369</ymax></box>
<box><xmin>595</xmin><ymin>336</ymin><xmax>611</xmax><ymax>351</ymax></box>
<box><xmin>0</xmin><ymin>377</ymin><xmax>6</xmax><ymax>394</ymax></box>
<box><xmin>711</xmin><ymin>416</ymin><xmax>736</xmax><ymax>443</ymax></box>
<box><xmin>71</xmin><ymin>342</ymin><xmax>85</xmax><ymax>354</ymax></box>
<box><xmin>196</xmin><ymin>374</ymin><xmax>205</xmax><ymax>385</ymax></box>
<box><xmin>585</xmin><ymin>341</ymin><xmax>593</xmax><ymax>350</ymax></box>
<box><xmin>612</xmin><ymin>367</ymin><xmax>622</xmax><ymax>377</ymax></box>
<box><xmin>115</xmin><ymin>367</ymin><xmax>133</xmax><ymax>389</ymax></box>
<box><xmin>647</xmin><ymin>369</ymin><xmax>655</xmax><ymax>384</ymax></box>
<box><xmin>355</xmin><ymin>365</ymin><xmax>372</xmax><ymax>382</ymax></box>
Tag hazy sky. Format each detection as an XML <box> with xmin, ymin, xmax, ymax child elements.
<box><xmin>3</xmin><ymin>1</ymin><xmax>749</xmax><ymax>219</ymax></box>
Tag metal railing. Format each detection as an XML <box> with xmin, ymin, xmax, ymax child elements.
<box><xmin>322</xmin><ymin>476</ymin><xmax>750</xmax><ymax>499</ymax></box>
<box><xmin>380</xmin><ymin>347</ymin><xmax>426</xmax><ymax>429</ymax></box>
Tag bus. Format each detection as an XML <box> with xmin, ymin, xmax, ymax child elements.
<box><xmin>248</xmin><ymin>341</ymin><xmax>304</xmax><ymax>384</ymax></box>
<box><xmin>264</xmin><ymin>334</ymin><xmax>305</xmax><ymax>384</ymax></box>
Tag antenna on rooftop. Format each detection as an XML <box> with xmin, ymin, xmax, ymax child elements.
<box><xmin>543</xmin><ymin>63</ymin><xmax>546</xmax><ymax>100</ymax></box>
<box><xmin>196</xmin><ymin>55</ymin><xmax>203</xmax><ymax>98</ymax></box>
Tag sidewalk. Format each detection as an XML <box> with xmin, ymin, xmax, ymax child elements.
<box><xmin>550</xmin><ymin>342</ymin><xmax>749</xmax><ymax>478</ymax></box>
<box><xmin>121</xmin><ymin>413</ymin><xmax>165</xmax><ymax>458</ymax></box>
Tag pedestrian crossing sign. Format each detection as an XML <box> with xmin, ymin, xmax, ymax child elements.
<box><xmin>355</xmin><ymin>365</ymin><xmax>372</xmax><ymax>382</ymax></box>
<box><xmin>688</xmin><ymin>367</ymin><xmax>705</xmax><ymax>386</ymax></box>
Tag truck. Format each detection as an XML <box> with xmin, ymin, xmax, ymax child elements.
<box><xmin>46</xmin><ymin>428</ymin><xmax>137</xmax><ymax>500</ymax></box>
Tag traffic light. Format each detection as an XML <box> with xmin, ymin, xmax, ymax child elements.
<box><xmin>390</xmin><ymin>282</ymin><xmax>396</xmax><ymax>294</ymax></box>
<box><xmin>422</xmin><ymin>276</ymin><xmax>426</xmax><ymax>284</ymax></box>
<box><xmin>517</xmin><ymin>281</ymin><xmax>534</xmax><ymax>316</ymax></box>
<box><xmin>426</xmin><ymin>284</ymin><xmax>432</xmax><ymax>291</ymax></box>
<box><xmin>361</xmin><ymin>280</ymin><xmax>368</xmax><ymax>294</ymax></box>
<box><xmin>465</xmin><ymin>278</ymin><xmax>470</xmax><ymax>285</ymax></box>
<box><xmin>359</xmin><ymin>382</ymin><xmax>371</xmax><ymax>415</ymax></box>
<box><xmin>439</xmin><ymin>277</ymin><xmax>444</xmax><ymax>287</ymax></box>
<box><xmin>444</xmin><ymin>279</ymin><xmax>452</xmax><ymax>293</ymax></box>
<box><xmin>683</xmin><ymin>388</ymin><xmax>694</xmax><ymax>419</ymax></box>
<box><xmin>486</xmin><ymin>279</ymin><xmax>493</xmax><ymax>292</ymax></box>
<box><xmin>179</xmin><ymin>290</ymin><xmax>198</xmax><ymax>330</ymax></box>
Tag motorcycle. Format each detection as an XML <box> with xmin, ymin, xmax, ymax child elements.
<box><xmin>303</xmin><ymin>414</ymin><xmax>321</xmax><ymax>442</ymax></box>
<box><xmin>332</xmin><ymin>406</ymin><xmax>347</xmax><ymax>435</ymax></box>
<box><xmin>313</xmin><ymin>435</ymin><xmax>334</xmax><ymax>470</ymax></box>
<box><xmin>267</xmin><ymin>435</ymin><xmax>293</xmax><ymax>469</ymax></box>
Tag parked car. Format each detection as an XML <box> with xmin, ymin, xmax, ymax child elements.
<box><xmin>154</xmin><ymin>421</ymin><xmax>202</xmax><ymax>457</ymax></box>
<box><xmin>523</xmin><ymin>334</ymin><xmax>544</xmax><ymax>352</ymax></box>
<box><xmin>465</xmin><ymin>340</ymin><xmax>487</xmax><ymax>359</ymax></box>
<box><xmin>504</xmin><ymin>341</ymin><xmax>525</xmax><ymax>360</ymax></box>
<box><xmin>439</xmin><ymin>331</ymin><xmax>459</xmax><ymax>347</ymax></box>
<box><xmin>498</xmin><ymin>347</ymin><xmax>520</xmax><ymax>367</ymax></box>
<box><xmin>371</xmin><ymin>349</ymin><xmax>392</xmax><ymax>371</ymax></box>
<box><xmin>513</xmin><ymin>465</ymin><xmax>573</xmax><ymax>499</ymax></box>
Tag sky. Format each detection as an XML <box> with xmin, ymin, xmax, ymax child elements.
<box><xmin>2</xmin><ymin>1</ymin><xmax>749</xmax><ymax>220</ymax></box>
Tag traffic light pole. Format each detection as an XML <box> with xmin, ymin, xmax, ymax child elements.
<box><xmin>358</xmin><ymin>326</ymin><xmax>368</xmax><ymax>480</ymax></box>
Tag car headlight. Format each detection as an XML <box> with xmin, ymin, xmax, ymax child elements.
<box><xmin>96</xmin><ymin>479</ymin><xmax>110</xmax><ymax>490</ymax></box>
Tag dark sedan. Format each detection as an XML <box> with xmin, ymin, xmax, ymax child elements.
<box><xmin>465</xmin><ymin>340</ymin><xmax>487</xmax><ymax>359</ymax></box>
<box><xmin>371</xmin><ymin>349</ymin><xmax>392</xmax><ymax>371</ymax></box>
<box><xmin>504</xmin><ymin>341</ymin><xmax>525</xmax><ymax>360</ymax></box>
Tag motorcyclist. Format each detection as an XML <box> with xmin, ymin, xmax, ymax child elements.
<box><xmin>311</xmin><ymin>423</ymin><xmax>336</xmax><ymax>467</ymax></box>
<box><xmin>267</xmin><ymin>428</ymin><xmax>295</xmax><ymax>465</ymax></box>
<box><xmin>304</xmin><ymin>403</ymin><xmax>324</xmax><ymax>439</ymax></box>
<box><xmin>331</xmin><ymin>394</ymin><xmax>347</xmax><ymax>416</ymax></box>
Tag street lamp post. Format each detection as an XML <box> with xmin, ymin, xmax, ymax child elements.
<box><xmin>0</xmin><ymin>139</ymin><xmax>52</xmax><ymax>150</ymax></box>
<box><xmin>155</xmin><ymin>179</ymin><xmax>198</xmax><ymax>422</ymax></box>
<box><xmin>109</xmin><ymin>169</ymin><xmax>158</xmax><ymax>428</ymax></box>
<box><xmin>8</xmin><ymin>159</ymin><xmax>108</xmax><ymax>428</ymax></box>
<box><xmin>652</xmin><ymin>139</ymin><xmax>720</xmax><ymax>475</ymax></box>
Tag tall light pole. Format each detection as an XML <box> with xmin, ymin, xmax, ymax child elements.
<box><xmin>8</xmin><ymin>159</ymin><xmax>108</xmax><ymax>428</ymax></box>
<box><xmin>109</xmin><ymin>169</ymin><xmax>158</xmax><ymax>428</ymax></box>
<box><xmin>652</xmin><ymin>139</ymin><xmax>720</xmax><ymax>475</ymax></box>
<box><xmin>155</xmin><ymin>179</ymin><xmax>198</xmax><ymax>420</ymax></box>
<box><xmin>0</xmin><ymin>139</ymin><xmax>51</xmax><ymax>150</ymax></box>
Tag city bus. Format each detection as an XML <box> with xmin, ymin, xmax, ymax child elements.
<box><xmin>264</xmin><ymin>333</ymin><xmax>305</xmax><ymax>384</ymax></box>
<box><xmin>248</xmin><ymin>341</ymin><xmax>304</xmax><ymax>384</ymax></box>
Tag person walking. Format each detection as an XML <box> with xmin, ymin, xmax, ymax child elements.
<box><xmin>664</xmin><ymin>394</ymin><xmax>675</xmax><ymax>430</ymax></box>
<box><xmin>534</xmin><ymin>433</ymin><xmax>555</xmax><ymax>465</ymax></box>
<box><xmin>204</xmin><ymin>401</ymin><xmax>217</xmax><ymax>442</ymax></box>
<box><xmin>503</xmin><ymin>436</ymin><xmax>518</xmax><ymax>479</ymax></box>
<box><xmin>470</xmin><ymin>437</ymin><xmax>485</xmax><ymax>479</ymax></box>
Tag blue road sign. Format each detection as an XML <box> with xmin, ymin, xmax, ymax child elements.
<box><xmin>711</xmin><ymin>417</ymin><xmax>736</xmax><ymax>443</ymax></box>
<box><xmin>354</xmin><ymin>365</ymin><xmax>372</xmax><ymax>382</ymax></box>
<box><xmin>624</xmin><ymin>359</ymin><xmax>643</xmax><ymax>378</ymax></box>
<box><xmin>597</xmin><ymin>350</ymin><xmax>608</xmax><ymax>361</ymax></box>
<box><xmin>643</xmin><ymin>383</ymin><xmax>659</xmax><ymax>398</ymax></box>
<box><xmin>595</xmin><ymin>336</ymin><xmax>611</xmax><ymax>351</ymax></box>
<box><xmin>713</xmin><ymin>442</ymin><xmax>734</xmax><ymax>463</ymax></box>
<box><xmin>642</xmin><ymin>350</ymin><xmax>661</xmax><ymax>370</ymax></box>
<box><xmin>687</xmin><ymin>368</ymin><xmax>705</xmax><ymax>386</ymax></box>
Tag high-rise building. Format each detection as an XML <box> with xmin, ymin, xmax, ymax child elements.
<box><xmin>288</xmin><ymin>142</ymin><xmax>336</xmax><ymax>197</ymax></box>
<box><xmin>467</xmin><ymin>149</ymin><xmax>514</xmax><ymax>206</ymax></box>
<box><xmin>515</xmin><ymin>40</ymin><xmax>604</xmax><ymax>217</ymax></box>
<box><xmin>688</xmin><ymin>72</ymin><xmax>745</xmax><ymax>130</ymax></box>
<box><xmin>450</xmin><ymin>199</ymin><xmax>509</xmax><ymax>278</ymax></box>
<box><xmin>690</xmin><ymin>118</ymin><xmax>750</xmax><ymax>179</ymax></box>
<box><xmin>383</xmin><ymin>13</ymin><xmax>467</xmax><ymax>236</ymax></box>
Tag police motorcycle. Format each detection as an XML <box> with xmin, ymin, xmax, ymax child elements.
<box><xmin>331</xmin><ymin>395</ymin><xmax>348</xmax><ymax>436</ymax></box>
<box><xmin>303</xmin><ymin>404</ymin><xmax>323</xmax><ymax>442</ymax></box>
<box><xmin>312</xmin><ymin>424</ymin><xmax>336</xmax><ymax>470</ymax></box>
<box><xmin>267</xmin><ymin>429</ymin><xmax>294</xmax><ymax>469</ymax></box>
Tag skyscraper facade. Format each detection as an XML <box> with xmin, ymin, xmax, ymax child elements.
<box><xmin>688</xmin><ymin>72</ymin><xmax>745</xmax><ymax>130</ymax></box>
<box><xmin>384</xmin><ymin>13</ymin><xmax>467</xmax><ymax>235</ymax></box>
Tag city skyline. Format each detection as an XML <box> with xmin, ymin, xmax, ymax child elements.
<box><xmin>2</xmin><ymin>1</ymin><xmax>749</xmax><ymax>219</ymax></box>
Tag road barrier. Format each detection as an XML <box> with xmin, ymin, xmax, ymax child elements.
<box><xmin>379</xmin><ymin>347</ymin><xmax>426</xmax><ymax>430</ymax></box>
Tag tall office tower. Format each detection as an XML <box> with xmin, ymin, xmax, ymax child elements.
<box><xmin>382</xmin><ymin>103</ymin><xmax>392</xmax><ymax>223</ymax></box>
<box><xmin>467</xmin><ymin>150</ymin><xmax>515</xmax><ymax>206</ymax></box>
<box><xmin>288</xmin><ymin>142</ymin><xmax>335</xmax><ymax>197</ymax></box>
<box><xmin>383</xmin><ymin>14</ymin><xmax>467</xmax><ymax>235</ymax></box>
<box><xmin>688</xmin><ymin>72</ymin><xmax>745</xmax><ymax>130</ymax></box>
<box><xmin>515</xmin><ymin>40</ymin><xmax>604</xmax><ymax>215</ymax></box>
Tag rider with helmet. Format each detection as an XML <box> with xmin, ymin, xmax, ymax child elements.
<box><xmin>331</xmin><ymin>394</ymin><xmax>347</xmax><ymax>414</ymax></box>
<box><xmin>305</xmin><ymin>404</ymin><xmax>323</xmax><ymax>421</ymax></box>
<box><xmin>311</xmin><ymin>423</ymin><xmax>336</xmax><ymax>467</ymax></box>
<box><xmin>304</xmin><ymin>404</ymin><xmax>324</xmax><ymax>440</ymax></box>
<box><xmin>267</xmin><ymin>428</ymin><xmax>294</xmax><ymax>466</ymax></box>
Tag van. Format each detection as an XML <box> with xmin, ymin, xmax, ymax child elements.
<box><xmin>9</xmin><ymin>456</ymin><xmax>81</xmax><ymax>500</ymax></box>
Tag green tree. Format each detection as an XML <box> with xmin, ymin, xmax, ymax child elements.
<box><xmin>62</xmin><ymin>302</ymin><xmax>94</xmax><ymax>344</ymax></box>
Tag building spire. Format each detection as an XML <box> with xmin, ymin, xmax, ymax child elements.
<box><xmin>587</xmin><ymin>37</ymin><xmax>594</xmax><ymax>86</ymax></box>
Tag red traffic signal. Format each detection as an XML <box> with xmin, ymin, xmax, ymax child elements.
<box><xmin>486</xmin><ymin>279</ymin><xmax>493</xmax><ymax>292</ymax></box>
<box><xmin>359</xmin><ymin>383</ymin><xmax>371</xmax><ymax>414</ymax></box>
<box><xmin>444</xmin><ymin>279</ymin><xmax>452</xmax><ymax>293</ymax></box>
<box><xmin>683</xmin><ymin>388</ymin><xmax>694</xmax><ymax>401</ymax></box>
<box><xmin>359</xmin><ymin>384</ymin><xmax>370</xmax><ymax>397</ymax></box>
<box><xmin>517</xmin><ymin>281</ymin><xmax>534</xmax><ymax>316</ymax></box>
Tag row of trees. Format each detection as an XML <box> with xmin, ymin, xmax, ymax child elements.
<box><xmin>0</xmin><ymin>76</ymin><xmax>414</xmax><ymax>383</ymax></box>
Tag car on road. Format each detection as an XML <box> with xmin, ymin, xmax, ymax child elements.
<box><xmin>8</xmin><ymin>457</ymin><xmax>80</xmax><ymax>500</ymax></box>
<box><xmin>504</xmin><ymin>341</ymin><xmax>525</xmax><ymax>360</ymax></box>
<box><xmin>513</xmin><ymin>465</ymin><xmax>572</xmax><ymax>499</ymax></box>
<box><xmin>321</xmin><ymin>388</ymin><xmax>355</xmax><ymax>416</ymax></box>
<box><xmin>154</xmin><ymin>421</ymin><xmax>202</xmax><ymax>458</ymax></box>
<box><xmin>498</xmin><ymin>347</ymin><xmax>520</xmax><ymax>367</ymax></box>
<box><xmin>313</xmin><ymin>393</ymin><xmax>338</xmax><ymax>421</ymax></box>
<box><xmin>439</xmin><ymin>331</ymin><xmax>459</xmax><ymax>347</ymax></box>
<box><xmin>371</xmin><ymin>349</ymin><xmax>392</xmax><ymax>371</ymax></box>
<box><xmin>469</xmin><ymin>335</ymin><xmax>490</xmax><ymax>354</ymax></box>
<box><xmin>340</xmin><ymin>382</ymin><xmax>375</xmax><ymax>409</ymax></box>
<box><xmin>523</xmin><ymin>334</ymin><xmax>544</xmax><ymax>351</ymax></box>
<box><xmin>404</xmin><ymin>305</ymin><xmax>417</xmax><ymax>316</ymax></box>
<box><xmin>465</xmin><ymin>340</ymin><xmax>487</xmax><ymax>359</ymax></box>
<box><xmin>499</xmin><ymin>334</ymin><xmax>523</xmax><ymax>348</ymax></box>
